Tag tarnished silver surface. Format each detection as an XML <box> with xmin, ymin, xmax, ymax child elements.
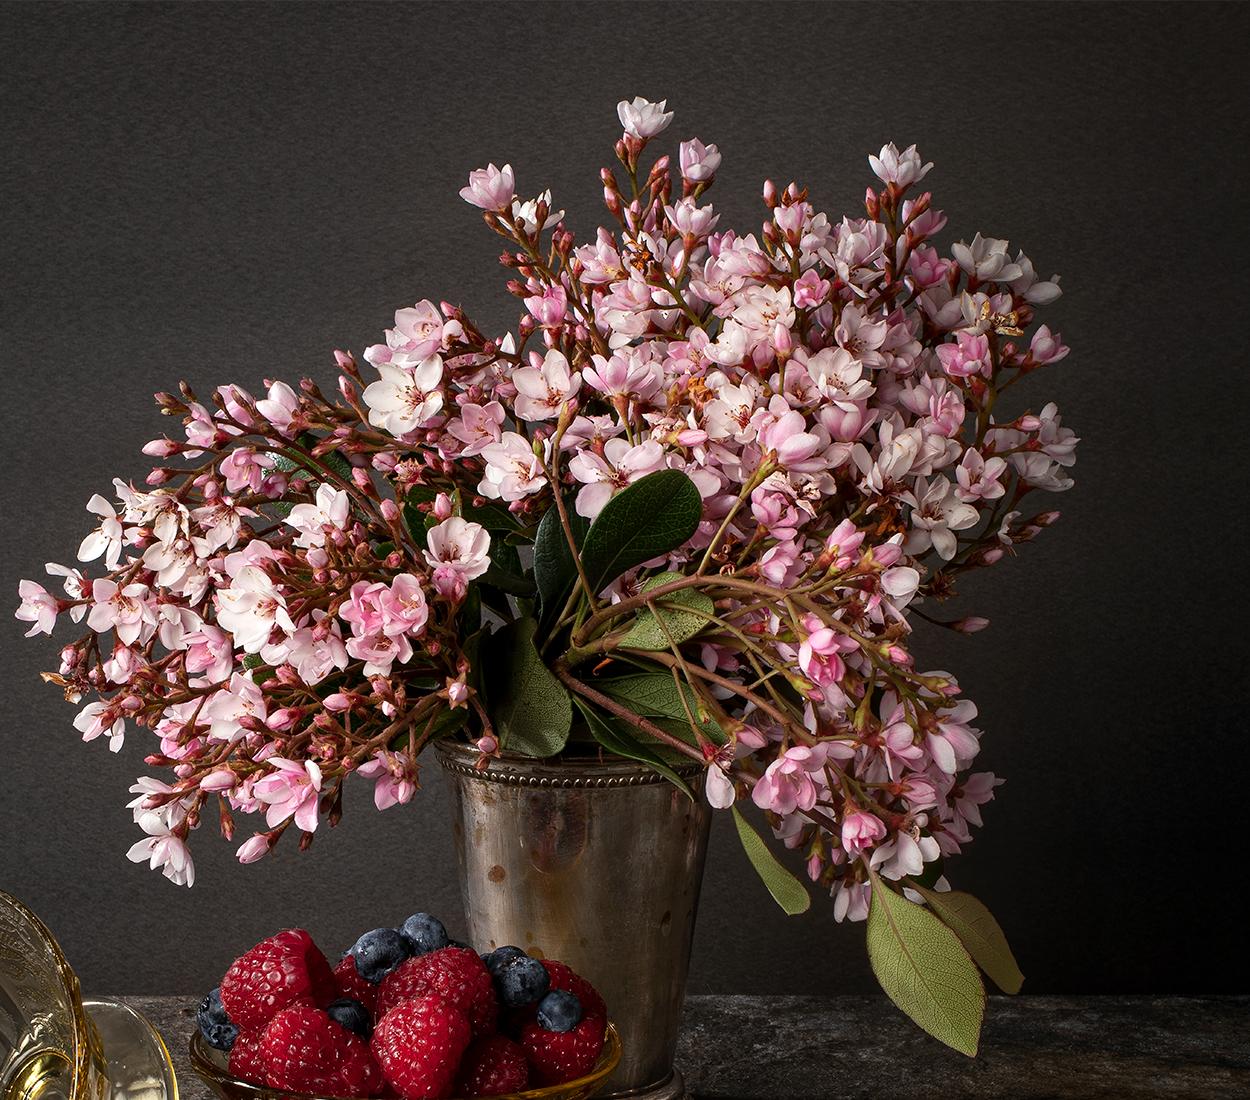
<box><xmin>437</xmin><ymin>744</ymin><xmax>710</xmax><ymax>1100</ymax></box>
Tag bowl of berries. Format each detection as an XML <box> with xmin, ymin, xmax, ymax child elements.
<box><xmin>189</xmin><ymin>912</ymin><xmax>620</xmax><ymax>1100</ymax></box>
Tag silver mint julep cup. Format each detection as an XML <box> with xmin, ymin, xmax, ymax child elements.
<box><xmin>436</xmin><ymin>742</ymin><xmax>711</xmax><ymax>1099</ymax></box>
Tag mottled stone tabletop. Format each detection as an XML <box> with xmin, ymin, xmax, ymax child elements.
<box><xmin>123</xmin><ymin>994</ymin><xmax>1249</xmax><ymax>1099</ymax></box>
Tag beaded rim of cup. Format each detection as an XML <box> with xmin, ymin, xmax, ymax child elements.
<box><xmin>434</xmin><ymin>739</ymin><xmax>702</xmax><ymax>787</ymax></box>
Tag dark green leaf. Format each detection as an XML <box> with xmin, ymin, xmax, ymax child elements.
<box><xmin>481</xmin><ymin>617</ymin><xmax>571</xmax><ymax>757</ymax></box>
<box><xmin>731</xmin><ymin>807</ymin><xmax>810</xmax><ymax>915</ymax></box>
<box><xmin>580</xmin><ymin>470</ymin><xmax>702</xmax><ymax>593</ymax></box>
<box><xmin>911</xmin><ymin>885</ymin><xmax>1024</xmax><ymax>995</ymax></box>
<box><xmin>533</xmin><ymin>501</ymin><xmax>588</xmax><ymax>631</ymax></box>
<box><xmin>480</xmin><ymin>539</ymin><xmax>535</xmax><ymax>597</ymax></box>
<box><xmin>571</xmin><ymin>697</ymin><xmax>694</xmax><ymax>800</ymax></box>
<box><xmin>865</xmin><ymin>868</ymin><xmax>985</xmax><ymax>1057</ymax></box>
<box><xmin>618</xmin><ymin>572</ymin><xmax>714</xmax><ymax>651</ymax></box>
<box><xmin>461</xmin><ymin>497</ymin><xmax>530</xmax><ymax>534</ymax></box>
<box><xmin>598</xmin><ymin>672</ymin><xmax>726</xmax><ymax>745</ymax></box>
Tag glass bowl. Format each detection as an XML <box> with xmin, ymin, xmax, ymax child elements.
<box><xmin>0</xmin><ymin>889</ymin><xmax>179</xmax><ymax>1100</ymax></box>
<box><xmin>189</xmin><ymin>1023</ymin><xmax>621</xmax><ymax>1100</ymax></box>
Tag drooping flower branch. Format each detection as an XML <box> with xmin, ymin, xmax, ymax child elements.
<box><xmin>19</xmin><ymin>96</ymin><xmax>1072</xmax><ymax>1051</ymax></box>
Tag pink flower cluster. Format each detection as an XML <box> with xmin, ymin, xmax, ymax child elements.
<box><xmin>18</xmin><ymin>99</ymin><xmax>1075</xmax><ymax>910</ymax></box>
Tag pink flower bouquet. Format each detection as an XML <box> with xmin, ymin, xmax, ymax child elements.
<box><xmin>18</xmin><ymin>97</ymin><xmax>1076</xmax><ymax>1055</ymax></box>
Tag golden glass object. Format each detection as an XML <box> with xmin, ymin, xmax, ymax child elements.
<box><xmin>0</xmin><ymin>891</ymin><xmax>178</xmax><ymax>1100</ymax></box>
<box><xmin>189</xmin><ymin>1024</ymin><xmax>622</xmax><ymax>1100</ymax></box>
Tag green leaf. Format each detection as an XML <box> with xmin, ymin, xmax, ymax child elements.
<box><xmin>571</xmin><ymin>697</ymin><xmax>694</xmax><ymax>801</ymax></box>
<box><xmin>598</xmin><ymin>672</ymin><xmax>726</xmax><ymax>745</ymax></box>
<box><xmin>479</xmin><ymin>539</ymin><xmax>535</xmax><ymax>597</ymax></box>
<box><xmin>580</xmin><ymin>470</ymin><xmax>702</xmax><ymax>594</ymax></box>
<box><xmin>731</xmin><ymin>807</ymin><xmax>810</xmax><ymax>915</ymax></box>
<box><xmin>865</xmin><ymin>868</ymin><xmax>986</xmax><ymax>1057</ymax></box>
<box><xmin>618</xmin><ymin>572</ymin><xmax>714</xmax><ymax>651</ymax></box>
<box><xmin>533</xmin><ymin>502</ymin><xmax>588</xmax><ymax>631</ymax></box>
<box><xmin>912</xmin><ymin>885</ymin><xmax>1024</xmax><ymax>995</ymax></box>
<box><xmin>481</xmin><ymin>617</ymin><xmax>571</xmax><ymax>757</ymax></box>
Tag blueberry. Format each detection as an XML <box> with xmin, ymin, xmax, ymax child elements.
<box><xmin>399</xmin><ymin>912</ymin><xmax>449</xmax><ymax>956</ymax></box>
<box><xmin>326</xmin><ymin>998</ymin><xmax>372</xmax><ymax>1040</ymax></box>
<box><xmin>481</xmin><ymin>945</ymin><xmax>527</xmax><ymax>979</ymax></box>
<box><xmin>537</xmin><ymin>989</ymin><xmax>583</xmax><ymax>1033</ymax></box>
<box><xmin>196</xmin><ymin>988</ymin><xmax>238</xmax><ymax>1051</ymax></box>
<box><xmin>495</xmin><ymin>955</ymin><xmax>550</xmax><ymax>1007</ymax></box>
<box><xmin>349</xmin><ymin>928</ymin><xmax>411</xmax><ymax>983</ymax></box>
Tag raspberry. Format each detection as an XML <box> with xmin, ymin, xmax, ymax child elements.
<box><xmin>540</xmin><ymin>960</ymin><xmax>606</xmax><ymax>1019</ymax></box>
<box><xmin>372</xmin><ymin>995</ymin><xmax>471</xmax><ymax>1099</ymax></box>
<box><xmin>520</xmin><ymin>1012</ymin><xmax>607</xmax><ymax>1086</ymax></box>
<box><xmin>260</xmin><ymin>1004</ymin><xmax>382</xmax><ymax>1098</ymax></box>
<box><xmin>335</xmin><ymin>954</ymin><xmax>378</xmax><ymax>1013</ymax></box>
<box><xmin>227</xmin><ymin>1030</ymin><xmax>267</xmax><ymax>1085</ymax></box>
<box><xmin>377</xmin><ymin>947</ymin><xmax>498</xmax><ymax>1037</ymax></box>
<box><xmin>454</xmin><ymin>1035</ymin><xmax>529</xmax><ymax>1098</ymax></box>
<box><xmin>220</xmin><ymin>929</ymin><xmax>337</xmax><ymax>1030</ymax></box>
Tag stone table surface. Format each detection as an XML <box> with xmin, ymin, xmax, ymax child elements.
<box><xmin>124</xmin><ymin>994</ymin><xmax>1250</xmax><ymax>1099</ymax></box>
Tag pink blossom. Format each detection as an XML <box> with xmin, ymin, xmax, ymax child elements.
<box><xmin>285</xmin><ymin>483</ymin><xmax>351</xmax><ymax>548</ymax></box>
<box><xmin>357</xmin><ymin>750</ymin><xmax>418</xmax><ymax>810</ymax></box>
<box><xmin>1029</xmin><ymin>324</ymin><xmax>1070</xmax><ymax>365</ymax></box>
<box><xmin>78</xmin><ymin>494</ymin><xmax>125</xmax><ymax>569</ymax></box>
<box><xmin>256</xmin><ymin>381</ymin><xmax>300</xmax><ymax>436</ymax></box>
<box><xmin>363</xmin><ymin>357</ymin><xmax>445</xmax><ymax>437</ymax></box>
<box><xmin>869</xmin><ymin>143</ymin><xmax>932</xmax><ymax>188</ymax></box>
<box><xmin>833</xmin><ymin>879</ymin><xmax>870</xmax><ymax>923</ymax></box>
<box><xmin>751</xmin><ymin>745</ymin><xmax>829</xmax><ymax>816</ymax></box>
<box><xmin>252</xmin><ymin>758</ymin><xmax>323</xmax><ymax>832</ymax></box>
<box><xmin>870</xmin><ymin>831</ymin><xmax>941</xmax><ymax>881</ymax></box>
<box><xmin>87</xmin><ymin>578</ymin><xmax>152</xmax><ymax>646</ymax></box>
<box><xmin>74</xmin><ymin>701</ymin><xmax>125</xmax><ymax>751</ymax></box>
<box><xmin>216</xmin><ymin>565</ymin><xmax>295</xmax><ymax>654</ymax></box>
<box><xmin>524</xmin><ymin>285</ymin><xmax>568</xmax><ymax>327</ymax></box>
<box><xmin>705</xmin><ymin>765</ymin><xmax>736</xmax><ymax>809</ymax></box>
<box><xmin>391</xmin><ymin>300</ymin><xmax>450</xmax><ymax>359</ymax></box>
<box><xmin>799</xmin><ymin>627</ymin><xmax>856</xmax><ymax>688</ymax></box>
<box><xmin>568</xmin><ymin>438</ymin><xmax>666</xmax><ymax>519</ymax></box>
<box><xmin>617</xmin><ymin>96</ymin><xmax>673</xmax><ymax>139</ymax></box>
<box><xmin>236</xmin><ymin>833</ymin><xmax>273</xmax><ymax>864</ymax></box>
<box><xmin>220</xmin><ymin>448</ymin><xmax>274</xmax><ymax>494</ymax></box>
<box><xmin>128</xmin><ymin>826</ymin><xmax>194</xmax><ymax>887</ymax></box>
<box><xmin>445</xmin><ymin>401</ymin><xmax>505</xmax><ymax>456</ymax></box>
<box><xmin>841</xmin><ymin>810</ymin><xmax>887</xmax><ymax>857</ymax></box>
<box><xmin>424</xmin><ymin>517</ymin><xmax>491</xmax><ymax>597</ymax></box>
<box><xmin>512</xmin><ymin>349</ymin><xmax>580</xmax><ymax>422</ymax></box>
<box><xmin>16</xmin><ymin>580</ymin><xmax>58</xmax><ymax>636</ymax></box>
<box><xmin>459</xmin><ymin>163</ymin><xmax>515</xmax><ymax>211</ymax></box>
<box><xmin>793</xmin><ymin>268</ymin><xmax>831</xmax><ymax>309</ymax></box>
<box><xmin>955</xmin><ymin>450</ymin><xmax>1008</xmax><ymax>503</ymax></box>
<box><xmin>936</xmin><ymin>330</ymin><xmax>992</xmax><ymax>378</ymax></box>
<box><xmin>906</xmin><ymin>246</ymin><xmax>951</xmax><ymax>289</ymax></box>
<box><xmin>926</xmin><ymin>699</ymin><xmax>982</xmax><ymax>774</ymax></box>
<box><xmin>679</xmin><ymin>138</ymin><xmax>721</xmax><ymax>182</ymax></box>
<box><xmin>479</xmin><ymin>432</ymin><xmax>548</xmax><ymax>502</ymax></box>
<box><xmin>584</xmin><ymin>350</ymin><xmax>662</xmax><ymax>402</ymax></box>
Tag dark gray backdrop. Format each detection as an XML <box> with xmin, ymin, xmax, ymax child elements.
<box><xmin>2</xmin><ymin>1</ymin><xmax>1246</xmax><ymax>996</ymax></box>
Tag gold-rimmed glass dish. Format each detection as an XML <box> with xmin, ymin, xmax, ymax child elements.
<box><xmin>0</xmin><ymin>890</ymin><xmax>178</xmax><ymax>1100</ymax></box>
<box><xmin>189</xmin><ymin>1023</ymin><xmax>621</xmax><ymax>1100</ymax></box>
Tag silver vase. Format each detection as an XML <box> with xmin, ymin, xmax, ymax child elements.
<box><xmin>436</xmin><ymin>742</ymin><xmax>711</xmax><ymax>1100</ymax></box>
